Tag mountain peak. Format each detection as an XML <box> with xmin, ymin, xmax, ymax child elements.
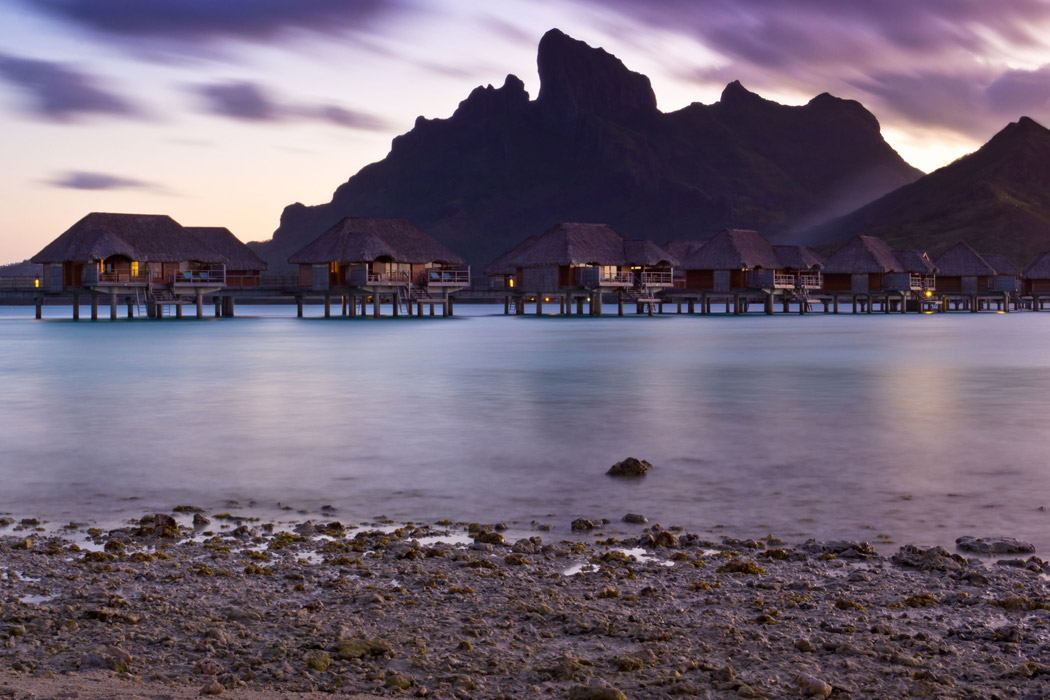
<box><xmin>536</xmin><ymin>28</ymin><xmax>657</xmax><ymax>125</ymax></box>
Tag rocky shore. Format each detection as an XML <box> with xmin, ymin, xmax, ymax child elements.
<box><xmin>2</xmin><ymin>510</ymin><xmax>1050</xmax><ymax>699</ymax></box>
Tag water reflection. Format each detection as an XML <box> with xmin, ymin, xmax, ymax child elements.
<box><xmin>0</xmin><ymin>307</ymin><xmax>1049</xmax><ymax>552</ymax></box>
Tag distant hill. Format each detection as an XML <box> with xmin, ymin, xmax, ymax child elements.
<box><xmin>252</xmin><ymin>28</ymin><xmax>920</xmax><ymax>270</ymax></box>
<box><xmin>804</xmin><ymin>117</ymin><xmax>1050</xmax><ymax>265</ymax></box>
<box><xmin>0</xmin><ymin>260</ymin><xmax>37</xmax><ymax>277</ymax></box>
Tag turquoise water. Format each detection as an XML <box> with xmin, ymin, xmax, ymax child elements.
<box><xmin>1</xmin><ymin>303</ymin><xmax>1049</xmax><ymax>551</ymax></box>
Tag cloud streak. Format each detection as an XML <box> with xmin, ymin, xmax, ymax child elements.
<box><xmin>580</xmin><ymin>0</ymin><xmax>1050</xmax><ymax>141</ymax></box>
<box><xmin>48</xmin><ymin>170</ymin><xmax>158</xmax><ymax>191</ymax></box>
<box><xmin>33</xmin><ymin>0</ymin><xmax>397</xmax><ymax>47</ymax></box>
<box><xmin>192</xmin><ymin>80</ymin><xmax>390</xmax><ymax>130</ymax></box>
<box><xmin>0</xmin><ymin>53</ymin><xmax>142</xmax><ymax>121</ymax></box>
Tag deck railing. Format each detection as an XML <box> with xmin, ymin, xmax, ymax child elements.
<box><xmin>98</xmin><ymin>272</ymin><xmax>150</xmax><ymax>284</ymax></box>
<box><xmin>171</xmin><ymin>267</ymin><xmax>226</xmax><ymax>285</ymax></box>
<box><xmin>773</xmin><ymin>272</ymin><xmax>796</xmax><ymax>288</ymax></box>
<box><xmin>798</xmin><ymin>272</ymin><xmax>822</xmax><ymax>289</ymax></box>
<box><xmin>427</xmin><ymin>267</ymin><xmax>471</xmax><ymax>286</ymax></box>
<box><xmin>367</xmin><ymin>271</ymin><xmax>410</xmax><ymax>285</ymax></box>
<box><xmin>640</xmin><ymin>271</ymin><xmax>674</xmax><ymax>287</ymax></box>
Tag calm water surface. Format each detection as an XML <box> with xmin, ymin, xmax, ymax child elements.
<box><xmin>1</xmin><ymin>303</ymin><xmax>1049</xmax><ymax>551</ymax></box>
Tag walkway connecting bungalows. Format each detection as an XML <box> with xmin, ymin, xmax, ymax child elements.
<box><xmin>287</xmin><ymin>217</ymin><xmax>470</xmax><ymax>317</ymax></box>
<box><xmin>488</xmin><ymin>223</ymin><xmax>677</xmax><ymax>316</ymax></box>
<box><xmin>29</xmin><ymin>212</ymin><xmax>266</xmax><ymax>319</ymax></box>
<box><xmin>932</xmin><ymin>242</ymin><xmax>1010</xmax><ymax>311</ymax></box>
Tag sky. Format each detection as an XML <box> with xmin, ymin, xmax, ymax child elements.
<box><xmin>3</xmin><ymin>0</ymin><xmax>1050</xmax><ymax>264</ymax></box>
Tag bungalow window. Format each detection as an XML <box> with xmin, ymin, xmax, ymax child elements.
<box><xmin>329</xmin><ymin>261</ymin><xmax>339</xmax><ymax>274</ymax></box>
<box><xmin>131</xmin><ymin>261</ymin><xmax>139</xmax><ymax>277</ymax></box>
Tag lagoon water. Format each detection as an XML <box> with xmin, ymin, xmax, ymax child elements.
<box><xmin>2</xmin><ymin>303</ymin><xmax>1049</xmax><ymax>552</ymax></box>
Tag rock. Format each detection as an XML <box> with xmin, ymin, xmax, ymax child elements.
<box><xmin>473</xmin><ymin>531</ymin><xmax>504</xmax><ymax>545</ymax></box>
<box><xmin>334</xmin><ymin>637</ymin><xmax>391</xmax><ymax>660</ymax></box>
<box><xmin>385</xmin><ymin>671</ymin><xmax>412</xmax><ymax>690</ymax></box>
<box><xmin>956</xmin><ymin>536</ymin><xmax>1036</xmax><ymax>555</ymax></box>
<box><xmin>795</xmin><ymin>672</ymin><xmax>832</xmax><ymax>698</ymax></box>
<box><xmin>568</xmin><ymin>685</ymin><xmax>627</xmax><ymax>700</ymax></box>
<box><xmin>653</xmin><ymin>530</ymin><xmax>677</xmax><ymax>548</ymax></box>
<box><xmin>195</xmin><ymin>658</ymin><xmax>223</xmax><ymax>675</ymax></box>
<box><xmin>200</xmin><ymin>678</ymin><xmax>224</xmax><ymax>695</ymax></box>
<box><xmin>794</xmin><ymin>638</ymin><xmax>816</xmax><ymax>653</ymax></box>
<box><xmin>607</xmin><ymin>458</ymin><xmax>652</xmax><ymax>477</ymax></box>
<box><xmin>304</xmin><ymin>651</ymin><xmax>331</xmax><ymax>672</ymax></box>
<box><xmin>193</xmin><ymin>513</ymin><xmax>211</xmax><ymax>527</ymax></box>
<box><xmin>11</xmin><ymin>538</ymin><xmax>32</xmax><ymax>550</ymax></box>
<box><xmin>892</xmin><ymin>544</ymin><xmax>965</xmax><ymax>571</ymax></box>
<box><xmin>622</xmin><ymin>513</ymin><xmax>648</xmax><ymax>524</ymax></box>
<box><xmin>571</xmin><ymin>518</ymin><xmax>596</xmax><ymax>532</ymax></box>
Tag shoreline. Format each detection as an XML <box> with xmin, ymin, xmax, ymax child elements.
<box><xmin>2</xmin><ymin>509</ymin><xmax>1050</xmax><ymax>698</ymax></box>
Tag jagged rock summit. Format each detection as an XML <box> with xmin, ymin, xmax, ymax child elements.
<box><xmin>252</xmin><ymin>29</ymin><xmax>920</xmax><ymax>269</ymax></box>
<box><xmin>803</xmin><ymin>116</ymin><xmax>1050</xmax><ymax>264</ymax></box>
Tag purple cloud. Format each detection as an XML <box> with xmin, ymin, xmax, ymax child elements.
<box><xmin>48</xmin><ymin>170</ymin><xmax>156</xmax><ymax>191</ymax></box>
<box><xmin>0</xmin><ymin>53</ymin><xmax>141</xmax><ymax>121</ymax></box>
<box><xmin>33</xmin><ymin>0</ymin><xmax>394</xmax><ymax>43</ymax></box>
<box><xmin>580</xmin><ymin>0</ymin><xmax>1050</xmax><ymax>139</ymax></box>
<box><xmin>193</xmin><ymin>80</ymin><xmax>389</xmax><ymax>130</ymax></box>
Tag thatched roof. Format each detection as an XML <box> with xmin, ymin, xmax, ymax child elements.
<box><xmin>663</xmin><ymin>240</ymin><xmax>705</xmax><ymax>261</ymax></box>
<box><xmin>932</xmin><ymin>241</ymin><xmax>997</xmax><ymax>277</ymax></box>
<box><xmin>823</xmin><ymin>235</ymin><xmax>902</xmax><ymax>274</ymax></box>
<box><xmin>288</xmin><ymin>217</ymin><xmax>465</xmax><ymax>265</ymax></box>
<box><xmin>773</xmin><ymin>244</ymin><xmax>824</xmax><ymax>270</ymax></box>
<box><xmin>184</xmin><ymin>227</ymin><xmax>267</xmax><ymax>271</ymax></box>
<box><xmin>31</xmin><ymin>212</ymin><xmax>214</xmax><ymax>263</ymax></box>
<box><xmin>492</xmin><ymin>223</ymin><xmax>676</xmax><ymax>269</ymax></box>
<box><xmin>1023</xmin><ymin>250</ymin><xmax>1050</xmax><ymax>279</ymax></box>
<box><xmin>893</xmin><ymin>249</ymin><xmax>937</xmax><ymax>274</ymax></box>
<box><xmin>624</xmin><ymin>239</ymin><xmax>678</xmax><ymax>267</ymax></box>
<box><xmin>980</xmin><ymin>252</ymin><xmax>1018</xmax><ymax>276</ymax></box>
<box><xmin>680</xmin><ymin>229</ymin><xmax>781</xmax><ymax>270</ymax></box>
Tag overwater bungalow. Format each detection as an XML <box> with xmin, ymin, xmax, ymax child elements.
<box><xmin>287</xmin><ymin>217</ymin><xmax>469</xmax><ymax>317</ymax></box>
<box><xmin>1023</xmin><ymin>250</ymin><xmax>1050</xmax><ymax>300</ymax></box>
<box><xmin>888</xmin><ymin>249</ymin><xmax>937</xmax><ymax>294</ymax></box>
<box><xmin>980</xmin><ymin>253</ymin><xmax>1020</xmax><ymax>293</ymax></box>
<box><xmin>183</xmin><ymin>227</ymin><xmax>268</xmax><ymax>288</ymax></box>
<box><xmin>931</xmin><ymin>242</ymin><xmax>998</xmax><ymax>294</ymax></box>
<box><xmin>490</xmin><ymin>222</ymin><xmax>677</xmax><ymax>315</ymax></box>
<box><xmin>680</xmin><ymin>229</ymin><xmax>783</xmax><ymax>291</ymax></box>
<box><xmin>772</xmin><ymin>245</ymin><xmax>824</xmax><ymax>290</ymax></box>
<box><xmin>30</xmin><ymin>212</ymin><xmax>262</xmax><ymax>319</ymax></box>
<box><xmin>822</xmin><ymin>235</ymin><xmax>903</xmax><ymax>293</ymax></box>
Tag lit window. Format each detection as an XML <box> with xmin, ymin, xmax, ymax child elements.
<box><xmin>131</xmin><ymin>261</ymin><xmax>139</xmax><ymax>276</ymax></box>
<box><xmin>330</xmin><ymin>261</ymin><xmax>339</xmax><ymax>274</ymax></box>
<box><xmin>508</xmin><ymin>278</ymin><xmax>515</xmax><ymax>288</ymax></box>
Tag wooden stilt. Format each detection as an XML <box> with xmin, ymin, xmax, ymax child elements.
<box><xmin>35</xmin><ymin>297</ymin><xmax>42</xmax><ymax>320</ymax></box>
<box><xmin>70</xmin><ymin>292</ymin><xmax>79</xmax><ymax>320</ymax></box>
<box><xmin>504</xmin><ymin>296</ymin><xmax>510</xmax><ymax>315</ymax></box>
<box><xmin>688</xmin><ymin>299</ymin><xmax>695</xmax><ymax>314</ymax></box>
<box><xmin>536</xmin><ymin>295</ymin><xmax>543</xmax><ymax>315</ymax></box>
<box><xmin>765</xmin><ymin>293</ymin><xmax>774</xmax><ymax>315</ymax></box>
<box><xmin>214</xmin><ymin>298</ymin><xmax>221</xmax><ymax>318</ymax></box>
<box><xmin>91</xmin><ymin>293</ymin><xmax>98</xmax><ymax>320</ymax></box>
<box><xmin>618</xmin><ymin>293</ymin><xmax>624</xmax><ymax>317</ymax></box>
<box><xmin>373</xmin><ymin>293</ymin><xmax>381</xmax><ymax>318</ymax></box>
<box><xmin>127</xmin><ymin>298</ymin><xmax>134</xmax><ymax>319</ymax></box>
<box><xmin>175</xmin><ymin>303</ymin><xmax>183</xmax><ymax>319</ymax></box>
<box><xmin>324</xmin><ymin>292</ymin><xmax>331</xmax><ymax>318</ymax></box>
<box><xmin>296</xmin><ymin>295</ymin><xmax>304</xmax><ymax>318</ymax></box>
<box><xmin>196</xmin><ymin>291</ymin><xmax>204</xmax><ymax>319</ymax></box>
<box><xmin>110</xmin><ymin>291</ymin><xmax>118</xmax><ymax>320</ymax></box>
<box><xmin>444</xmin><ymin>292</ymin><xmax>451</xmax><ymax>317</ymax></box>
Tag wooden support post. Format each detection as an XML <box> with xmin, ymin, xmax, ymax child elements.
<box><xmin>833</xmin><ymin>295</ymin><xmax>839</xmax><ymax>314</ymax></box>
<box><xmin>215</xmin><ymin>298</ymin><xmax>221</xmax><ymax>318</ymax></box>
<box><xmin>1004</xmin><ymin>293</ymin><xmax>1010</xmax><ymax>313</ymax></box>
<box><xmin>658</xmin><ymin>302</ymin><xmax>664</xmax><ymax>314</ymax></box>
<box><xmin>35</xmin><ymin>297</ymin><xmax>42</xmax><ymax>320</ymax></box>
<box><xmin>127</xmin><ymin>299</ymin><xmax>133</xmax><ymax>319</ymax></box>
<box><xmin>392</xmin><ymin>294</ymin><xmax>400</xmax><ymax>317</ymax></box>
<box><xmin>516</xmin><ymin>297</ymin><xmax>525</xmax><ymax>315</ymax></box>
<box><xmin>348</xmin><ymin>294</ymin><xmax>357</xmax><ymax>318</ymax></box>
<box><xmin>782</xmin><ymin>296</ymin><xmax>789</xmax><ymax>313</ymax></box>
<box><xmin>618</xmin><ymin>293</ymin><xmax>624</xmax><ymax>317</ymax></box>
<box><xmin>429</xmin><ymin>302</ymin><xmax>435</xmax><ymax>316</ymax></box>
<box><xmin>417</xmin><ymin>300</ymin><xmax>424</xmax><ymax>317</ymax></box>
<box><xmin>596</xmin><ymin>292</ymin><xmax>604</xmax><ymax>316</ymax></box>
<box><xmin>504</xmin><ymin>296</ymin><xmax>510</xmax><ymax>315</ymax></box>
<box><xmin>324</xmin><ymin>292</ymin><xmax>331</xmax><ymax>318</ymax></box>
<box><xmin>91</xmin><ymin>293</ymin><xmax>98</xmax><ymax>321</ymax></box>
<box><xmin>883</xmin><ymin>295</ymin><xmax>889</xmax><ymax>313</ymax></box>
<box><xmin>851</xmin><ymin>295</ymin><xmax>856</xmax><ymax>314</ymax></box>
<box><xmin>576</xmin><ymin>297</ymin><xmax>584</xmax><ymax>315</ymax></box>
<box><xmin>866</xmin><ymin>296</ymin><xmax>872</xmax><ymax>314</ymax></box>
<box><xmin>676</xmin><ymin>301</ymin><xmax>682</xmax><ymax>314</ymax></box>
<box><xmin>636</xmin><ymin>302</ymin><xmax>643</xmax><ymax>314</ymax></box>
<box><xmin>565</xmin><ymin>296</ymin><xmax>572</xmax><ymax>315</ymax></box>
<box><xmin>765</xmin><ymin>293</ymin><xmax>774</xmax><ymax>315</ymax></box>
<box><xmin>444</xmin><ymin>292</ymin><xmax>451</xmax><ymax>318</ymax></box>
<box><xmin>373</xmin><ymin>293</ymin><xmax>381</xmax><ymax>318</ymax></box>
<box><xmin>110</xmin><ymin>291</ymin><xmax>118</xmax><ymax>320</ymax></box>
<box><xmin>72</xmin><ymin>293</ymin><xmax>80</xmax><ymax>320</ymax></box>
<box><xmin>688</xmin><ymin>299</ymin><xmax>695</xmax><ymax>314</ymax></box>
<box><xmin>175</xmin><ymin>303</ymin><xmax>183</xmax><ymax>319</ymax></box>
<box><xmin>296</xmin><ymin>295</ymin><xmax>304</xmax><ymax>318</ymax></box>
<box><xmin>900</xmin><ymin>293</ymin><xmax>906</xmax><ymax>314</ymax></box>
<box><xmin>971</xmin><ymin>295</ymin><xmax>978</xmax><ymax>313</ymax></box>
<box><xmin>536</xmin><ymin>295</ymin><xmax>543</xmax><ymax>315</ymax></box>
<box><xmin>196</xmin><ymin>291</ymin><xmax>204</xmax><ymax>319</ymax></box>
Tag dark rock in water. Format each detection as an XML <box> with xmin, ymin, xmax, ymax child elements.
<box><xmin>571</xmin><ymin>518</ymin><xmax>596</xmax><ymax>532</ymax></box>
<box><xmin>568</xmin><ymin>685</ymin><xmax>627</xmax><ymax>700</ymax></box>
<box><xmin>623</xmin><ymin>513</ymin><xmax>648</xmax><ymax>524</ymax></box>
<box><xmin>193</xmin><ymin>513</ymin><xmax>211</xmax><ymax>527</ymax></box>
<box><xmin>892</xmin><ymin>544</ymin><xmax>967</xmax><ymax>571</ymax></box>
<box><xmin>607</xmin><ymin>458</ymin><xmax>652</xmax><ymax>477</ymax></box>
<box><xmin>956</xmin><ymin>536</ymin><xmax>1036</xmax><ymax>554</ymax></box>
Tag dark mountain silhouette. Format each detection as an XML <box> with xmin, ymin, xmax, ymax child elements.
<box><xmin>252</xmin><ymin>28</ymin><xmax>921</xmax><ymax>269</ymax></box>
<box><xmin>804</xmin><ymin>117</ymin><xmax>1050</xmax><ymax>264</ymax></box>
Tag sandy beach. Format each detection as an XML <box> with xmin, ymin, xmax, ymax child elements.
<box><xmin>2</xmin><ymin>511</ymin><xmax>1049</xmax><ymax>699</ymax></box>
